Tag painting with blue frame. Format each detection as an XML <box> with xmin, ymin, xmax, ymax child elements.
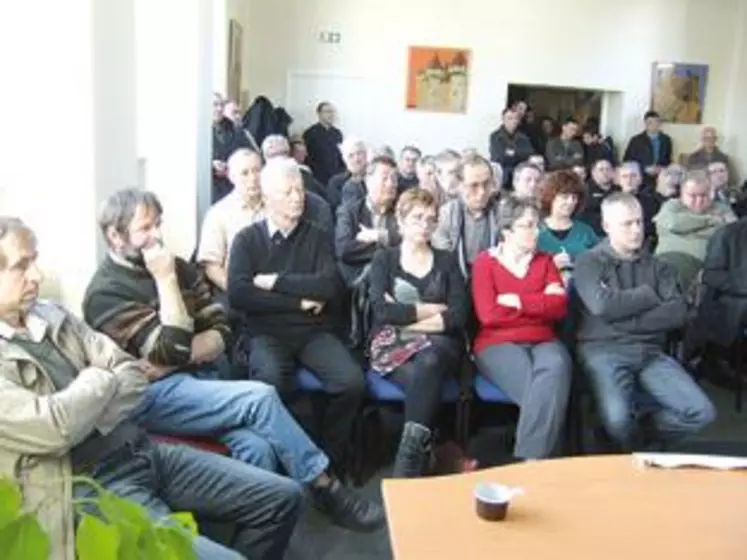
<box><xmin>650</xmin><ymin>62</ymin><xmax>709</xmax><ymax>124</ymax></box>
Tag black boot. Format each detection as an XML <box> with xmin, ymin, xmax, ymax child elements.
<box><xmin>391</xmin><ymin>422</ymin><xmax>432</xmax><ymax>478</ymax></box>
<box><xmin>310</xmin><ymin>479</ymin><xmax>385</xmax><ymax>533</ymax></box>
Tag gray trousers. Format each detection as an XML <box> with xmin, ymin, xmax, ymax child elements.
<box><xmin>476</xmin><ymin>340</ymin><xmax>572</xmax><ymax>459</ymax></box>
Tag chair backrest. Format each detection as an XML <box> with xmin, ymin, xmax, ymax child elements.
<box><xmin>349</xmin><ymin>277</ymin><xmax>373</xmax><ymax>352</ymax></box>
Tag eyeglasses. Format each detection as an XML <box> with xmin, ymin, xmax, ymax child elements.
<box><xmin>407</xmin><ymin>213</ymin><xmax>438</xmax><ymax>226</ymax></box>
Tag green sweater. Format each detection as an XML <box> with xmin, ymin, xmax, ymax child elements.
<box><xmin>537</xmin><ymin>220</ymin><xmax>599</xmax><ymax>259</ymax></box>
<box><xmin>654</xmin><ymin>199</ymin><xmax>735</xmax><ymax>262</ymax></box>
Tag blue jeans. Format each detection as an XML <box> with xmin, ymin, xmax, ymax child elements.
<box><xmin>578</xmin><ymin>344</ymin><xmax>716</xmax><ymax>449</ymax></box>
<box><xmin>74</xmin><ymin>436</ymin><xmax>302</xmax><ymax>560</ymax></box>
<box><xmin>133</xmin><ymin>361</ymin><xmax>328</xmax><ymax>484</ymax></box>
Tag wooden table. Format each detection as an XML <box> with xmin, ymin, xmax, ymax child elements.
<box><xmin>381</xmin><ymin>455</ymin><xmax>747</xmax><ymax>559</ymax></box>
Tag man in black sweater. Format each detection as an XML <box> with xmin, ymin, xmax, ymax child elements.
<box><xmin>228</xmin><ymin>157</ymin><xmax>365</xmax><ymax>472</ymax></box>
<box><xmin>84</xmin><ymin>188</ymin><xmax>383</xmax><ymax>534</ymax></box>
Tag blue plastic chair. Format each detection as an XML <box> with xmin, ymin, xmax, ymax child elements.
<box><xmin>473</xmin><ymin>374</ymin><xmax>515</xmax><ymax>404</ymax></box>
<box><xmin>296</xmin><ymin>367</ymin><xmax>325</xmax><ymax>392</ymax></box>
<box><xmin>466</xmin><ymin>365</ymin><xmax>520</xmax><ymax>454</ymax></box>
<box><xmin>365</xmin><ymin>370</ymin><xmax>462</xmax><ymax>403</ymax></box>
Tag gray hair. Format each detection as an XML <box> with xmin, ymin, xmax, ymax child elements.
<box><xmin>498</xmin><ymin>196</ymin><xmax>539</xmax><ymax>239</ymax></box>
<box><xmin>600</xmin><ymin>192</ymin><xmax>641</xmax><ymax>221</ymax></box>
<box><xmin>512</xmin><ymin>162</ymin><xmax>541</xmax><ymax>186</ymax></box>
<box><xmin>681</xmin><ymin>168</ymin><xmax>710</xmax><ymax>189</ymax></box>
<box><xmin>338</xmin><ymin>136</ymin><xmax>365</xmax><ymax>156</ymax></box>
<box><xmin>661</xmin><ymin>163</ymin><xmax>685</xmax><ymax>185</ymax></box>
<box><xmin>435</xmin><ymin>149</ymin><xmax>460</xmax><ymax>165</ymax></box>
<box><xmin>418</xmin><ymin>155</ymin><xmax>436</xmax><ymax>169</ymax></box>
<box><xmin>261</xmin><ymin>134</ymin><xmax>290</xmax><ymax>159</ymax></box>
<box><xmin>618</xmin><ymin>161</ymin><xmax>642</xmax><ymax>176</ymax></box>
<box><xmin>0</xmin><ymin>217</ymin><xmax>36</xmax><ymax>269</ymax></box>
<box><xmin>260</xmin><ymin>157</ymin><xmax>302</xmax><ymax>196</ymax></box>
<box><xmin>227</xmin><ymin>147</ymin><xmax>260</xmax><ymax>170</ymax></box>
<box><xmin>368</xmin><ymin>145</ymin><xmax>396</xmax><ymax>161</ymax></box>
<box><xmin>98</xmin><ymin>188</ymin><xmax>162</xmax><ymax>237</ymax></box>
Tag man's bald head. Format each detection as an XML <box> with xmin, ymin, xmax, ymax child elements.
<box><xmin>701</xmin><ymin>126</ymin><xmax>718</xmax><ymax>149</ymax></box>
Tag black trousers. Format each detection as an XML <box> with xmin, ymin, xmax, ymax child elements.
<box><xmin>247</xmin><ymin>331</ymin><xmax>365</xmax><ymax>469</ymax></box>
<box><xmin>388</xmin><ymin>335</ymin><xmax>462</xmax><ymax>428</ymax></box>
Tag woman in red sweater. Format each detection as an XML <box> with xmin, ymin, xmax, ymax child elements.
<box><xmin>471</xmin><ymin>196</ymin><xmax>572</xmax><ymax>460</ymax></box>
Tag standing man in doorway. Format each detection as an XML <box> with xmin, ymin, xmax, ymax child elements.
<box><xmin>303</xmin><ymin>101</ymin><xmax>345</xmax><ymax>186</ymax></box>
<box><xmin>623</xmin><ymin>111</ymin><xmax>673</xmax><ymax>187</ymax></box>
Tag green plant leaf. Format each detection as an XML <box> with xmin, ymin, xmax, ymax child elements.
<box><xmin>140</xmin><ymin>529</ymin><xmax>172</xmax><ymax>560</ymax></box>
<box><xmin>155</xmin><ymin>525</ymin><xmax>198</xmax><ymax>560</ymax></box>
<box><xmin>75</xmin><ymin>513</ymin><xmax>119</xmax><ymax>560</ymax></box>
<box><xmin>97</xmin><ymin>491</ymin><xmax>149</xmax><ymax>531</ymax></box>
<box><xmin>96</xmin><ymin>490</ymin><xmax>150</xmax><ymax>556</ymax></box>
<box><xmin>166</xmin><ymin>512</ymin><xmax>199</xmax><ymax>535</ymax></box>
<box><xmin>0</xmin><ymin>512</ymin><xmax>51</xmax><ymax>560</ymax></box>
<box><xmin>0</xmin><ymin>478</ymin><xmax>22</xmax><ymax>527</ymax></box>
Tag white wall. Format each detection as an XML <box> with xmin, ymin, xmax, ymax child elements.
<box><xmin>214</xmin><ymin>0</ymin><xmax>255</xmax><ymax>103</ymax></box>
<box><xmin>242</xmin><ymin>0</ymin><xmax>747</xmax><ymax>177</ymax></box>
<box><xmin>0</xmin><ymin>0</ymin><xmax>138</xmax><ymax>313</ymax></box>
<box><xmin>135</xmin><ymin>0</ymin><xmax>214</xmax><ymax>259</ymax></box>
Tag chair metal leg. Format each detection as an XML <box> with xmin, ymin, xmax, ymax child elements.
<box><xmin>460</xmin><ymin>397</ymin><xmax>471</xmax><ymax>449</ymax></box>
<box><xmin>735</xmin><ymin>341</ymin><xmax>743</xmax><ymax>413</ymax></box>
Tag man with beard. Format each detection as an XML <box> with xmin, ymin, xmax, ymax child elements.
<box><xmin>82</xmin><ymin>188</ymin><xmax>385</xmax><ymax>534</ymax></box>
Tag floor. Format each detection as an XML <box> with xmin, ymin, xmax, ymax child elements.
<box><xmin>282</xmin><ymin>380</ymin><xmax>747</xmax><ymax>560</ymax></box>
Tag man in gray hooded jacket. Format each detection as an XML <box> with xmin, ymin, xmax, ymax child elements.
<box><xmin>574</xmin><ymin>192</ymin><xmax>715</xmax><ymax>450</ymax></box>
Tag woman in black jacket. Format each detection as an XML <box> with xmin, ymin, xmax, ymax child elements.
<box><xmin>368</xmin><ymin>188</ymin><xmax>469</xmax><ymax>477</ymax></box>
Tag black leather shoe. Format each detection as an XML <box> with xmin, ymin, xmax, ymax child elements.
<box><xmin>311</xmin><ymin>480</ymin><xmax>385</xmax><ymax>532</ymax></box>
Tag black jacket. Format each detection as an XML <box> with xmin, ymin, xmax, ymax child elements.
<box><xmin>243</xmin><ymin>96</ymin><xmax>279</xmax><ymax>147</ymax></box>
<box><xmin>303</xmin><ymin>122</ymin><xmax>344</xmax><ymax>185</ymax></box>
<box><xmin>696</xmin><ymin>220</ymin><xmax>747</xmax><ymax>345</ymax></box>
<box><xmin>335</xmin><ymin>198</ymin><xmax>400</xmax><ymax>287</ymax></box>
<box><xmin>623</xmin><ymin>132</ymin><xmax>673</xmax><ymax>170</ymax></box>
<box><xmin>212</xmin><ymin>118</ymin><xmax>252</xmax><ymax>202</ymax></box>
<box><xmin>488</xmin><ymin>127</ymin><xmax>533</xmax><ymax>186</ymax></box>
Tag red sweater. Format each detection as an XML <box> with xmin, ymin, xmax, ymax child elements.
<box><xmin>471</xmin><ymin>250</ymin><xmax>568</xmax><ymax>354</ymax></box>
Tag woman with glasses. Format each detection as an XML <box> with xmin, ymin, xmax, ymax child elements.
<box><xmin>368</xmin><ymin>188</ymin><xmax>469</xmax><ymax>477</ymax></box>
<box><xmin>471</xmin><ymin>196</ymin><xmax>571</xmax><ymax>461</ymax></box>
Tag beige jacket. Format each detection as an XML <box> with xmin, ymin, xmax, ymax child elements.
<box><xmin>0</xmin><ymin>301</ymin><xmax>147</xmax><ymax>559</ymax></box>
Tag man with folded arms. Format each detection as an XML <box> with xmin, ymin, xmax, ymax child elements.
<box><xmin>82</xmin><ymin>189</ymin><xmax>384</xmax><ymax>534</ymax></box>
<box><xmin>228</xmin><ymin>157</ymin><xmax>367</xmax><ymax>476</ymax></box>
<box><xmin>0</xmin><ymin>217</ymin><xmax>302</xmax><ymax>559</ymax></box>
<box><xmin>574</xmin><ymin>193</ymin><xmax>715</xmax><ymax>451</ymax></box>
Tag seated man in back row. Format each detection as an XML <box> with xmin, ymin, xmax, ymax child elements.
<box><xmin>82</xmin><ymin>188</ymin><xmax>383</xmax><ymax>533</ymax></box>
<box><xmin>0</xmin><ymin>217</ymin><xmax>301</xmax><ymax>560</ymax></box>
<box><xmin>574</xmin><ymin>192</ymin><xmax>716</xmax><ymax>451</ymax></box>
<box><xmin>228</xmin><ymin>157</ymin><xmax>366</xmax><ymax>474</ymax></box>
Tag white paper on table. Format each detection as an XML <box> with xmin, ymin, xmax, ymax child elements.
<box><xmin>633</xmin><ymin>452</ymin><xmax>747</xmax><ymax>471</ymax></box>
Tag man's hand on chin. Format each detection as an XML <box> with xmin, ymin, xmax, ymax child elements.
<box><xmin>190</xmin><ymin>330</ymin><xmax>225</xmax><ymax>365</ymax></box>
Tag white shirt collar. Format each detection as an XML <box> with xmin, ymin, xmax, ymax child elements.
<box><xmin>0</xmin><ymin>311</ymin><xmax>48</xmax><ymax>343</ymax></box>
<box><xmin>266</xmin><ymin>217</ymin><xmax>297</xmax><ymax>239</ymax></box>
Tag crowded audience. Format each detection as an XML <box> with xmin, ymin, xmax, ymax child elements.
<box><xmin>2</xmin><ymin>91</ymin><xmax>743</xmax><ymax>559</ymax></box>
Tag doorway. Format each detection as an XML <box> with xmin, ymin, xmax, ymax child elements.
<box><xmin>507</xmin><ymin>83</ymin><xmax>603</xmax><ymax>127</ymax></box>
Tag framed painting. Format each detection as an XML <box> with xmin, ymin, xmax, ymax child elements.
<box><xmin>227</xmin><ymin>19</ymin><xmax>244</xmax><ymax>104</ymax></box>
<box><xmin>406</xmin><ymin>46</ymin><xmax>471</xmax><ymax>114</ymax></box>
<box><xmin>650</xmin><ymin>62</ymin><xmax>709</xmax><ymax>124</ymax></box>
